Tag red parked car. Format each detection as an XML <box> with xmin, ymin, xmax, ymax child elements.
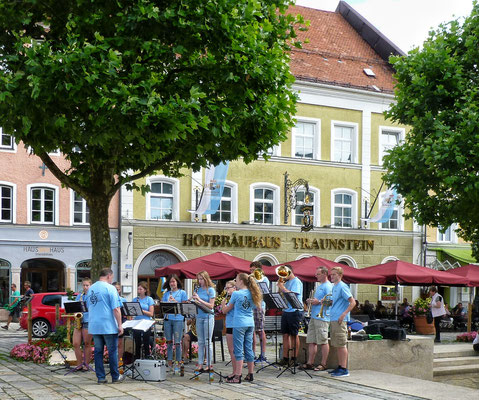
<box><xmin>20</xmin><ymin>292</ymin><xmax>72</xmax><ymax>338</ymax></box>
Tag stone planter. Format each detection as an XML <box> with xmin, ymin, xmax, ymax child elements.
<box><xmin>414</xmin><ymin>315</ymin><xmax>435</xmax><ymax>335</ymax></box>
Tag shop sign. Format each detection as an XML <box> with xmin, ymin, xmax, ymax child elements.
<box><xmin>23</xmin><ymin>246</ymin><xmax>65</xmax><ymax>255</ymax></box>
<box><xmin>292</xmin><ymin>237</ymin><xmax>374</xmax><ymax>251</ymax></box>
<box><xmin>183</xmin><ymin>233</ymin><xmax>281</xmax><ymax>249</ymax></box>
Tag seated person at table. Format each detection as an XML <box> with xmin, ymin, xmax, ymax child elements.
<box><xmin>375</xmin><ymin>301</ymin><xmax>387</xmax><ymax>319</ymax></box>
<box><xmin>452</xmin><ymin>302</ymin><xmax>467</xmax><ymax>330</ymax></box>
<box><xmin>361</xmin><ymin>300</ymin><xmax>375</xmax><ymax>319</ymax></box>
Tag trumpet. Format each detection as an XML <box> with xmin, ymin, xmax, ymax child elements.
<box><xmin>74</xmin><ymin>312</ymin><xmax>83</xmax><ymax>330</ymax></box>
<box><xmin>317</xmin><ymin>294</ymin><xmax>332</xmax><ymax>318</ymax></box>
<box><xmin>275</xmin><ymin>265</ymin><xmax>292</xmax><ymax>283</ymax></box>
<box><xmin>305</xmin><ymin>289</ymin><xmax>315</xmax><ymax>318</ymax></box>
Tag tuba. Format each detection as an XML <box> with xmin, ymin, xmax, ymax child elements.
<box><xmin>253</xmin><ymin>268</ymin><xmax>264</xmax><ymax>281</ymax></box>
<box><xmin>74</xmin><ymin>312</ymin><xmax>83</xmax><ymax>330</ymax></box>
<box><xmin>275</xmin><ymin>265</ymin><xmax>292</xmax><ymax>283</ymax></box>
<box><xmin>317</xmin><ymin>294</ymin><xmax>333</xmax><ymax>318</ymax></box>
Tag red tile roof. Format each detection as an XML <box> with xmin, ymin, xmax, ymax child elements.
<box><xmin>288</xmin><ymin>5</ymin><xmax>396</xmax><ymax>93</ymax></box>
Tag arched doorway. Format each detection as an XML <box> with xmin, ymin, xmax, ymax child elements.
<box><xmin>21</xmin><ymin>258</ymin><xmax>65</xmax><ymax>293</ymax></box>
<box><xmin>137</xmin><ymin>250</ymin><xmax>180</xmax><ymax>299</ymax></box>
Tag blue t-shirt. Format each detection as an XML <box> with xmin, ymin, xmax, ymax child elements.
<box><xmin>196</xmin><ymin>287</ymin><xmax>215</xmax><ymax>319</ymax></box>
<box><xmin>132</xmin><ymin>296</ymin><xmax>155</xmax><ymax>320</ymax></box>
<box><xmin>311</xmin><ymin>281</ymin><xmax>333</xmax><ymax>322</ymax></box>
<box><xmin>330</xmin><ymin>281</ymin><xmax>353</xmax><ymax>322</ymax></box>
<box><xmin>87</xmin><ymin>281</ymin><xmax>122</xmax><ymax>334</ymax></box>
<box><xmin>161</xmin><ymin>289</ymin><xmax>188</xmax><ymax>321</ymax></box>
<box><xmin>284</xmin><ymin>277</ymin><xmax>303</xmax><ymax>312</ymax></box>
<box><xmin>75</xmin><ymin>292</ymin><xmax>89</xmax><ymax>323</ymax></box>
<box><xmin>229</xmin><ymin>289</ymin><xmax>254</xmax><ymax>328</ymax></box>
<box><xmin>225</xmin><ymin>297</ymin><xmax>235</xmax><ymax>329</ymax></box>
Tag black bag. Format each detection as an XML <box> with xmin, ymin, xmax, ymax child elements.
<box><xmin>369</xmin><ymin>319</ymin><xmax>400</xmax><ymax>328</ymax></box>
<box><xmin>426</xmin><ymin>310</ymin><xmax>434</xmax><ymax>324</ymax></box>
<box><xmin>364</xmin><ymin>323</ymin><xmax>384</xmax><ymax>335</ymax></box>
<box><xmin>351</xmin><ymin>333</ymin><xmax>369</xmax><ymax>341</ymax></box>
<box><xmin>382</xmin><ymin>327</ymin><xmax>407</xmax><ymax>341</ymax></box>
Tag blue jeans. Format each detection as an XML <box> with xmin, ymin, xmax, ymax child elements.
<box><xmin>93</xmin><ymin>334</ymin><xmax>119</xmax><ymax>381</ymax></box>
<box><xmin>196</xmin><ymin>316</ymin><xmax>214</xmax><ymax>365</ymax></box>
<box><xmin>164</xmin><ymin>319</ymin><xmax>184</xmax><ymax>362</ymax></box>
<box><xmin>233</xmin><ymin>326</ymin><xmax>254</xmax><ymax>362</ymax></box>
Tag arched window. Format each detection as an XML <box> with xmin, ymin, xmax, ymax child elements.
<box><xmin>331</xmin><ymin>189</ymin><xmax>357</xmax><ymax>228</ymax></box>
<box><xmin>0</xmin><ymin>182</ymin><xmax>15</xmax><ymax>223</ymax></box>
<box><xmin>146</xmin><ymin>177</ymin><xmax>180</xmax><ymax>221</ymax></box>
<box><xmin>0</xmin><ymin>258</ymin><xmax>11</xmax><ymax>307</ymax></box>
<box><xmin>293</xmin><ymin>186</ymin><xmax>319</xmax><ymax>227</ymax></box>
<box><xmin>209</xmin><ymin>181</ymin><xmax>238</xmax><ymax>223</ymax></box>
<box><xmin>250</xmin><ymin>183</ymin><xmax>280</xmax><ymax>225</ymax></box>
<box><xmin>27</xmin><ymin>184</ymin><xmax>59</xmax><ymax>225</ymax></box>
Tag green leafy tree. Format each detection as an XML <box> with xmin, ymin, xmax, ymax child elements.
<box><xmin>384</xmin><ymin>1</ymin><xmax>479</xmax><ymax>260</ymax></box>
<box><xmin>0</xmin><ymin>0</ymin><xmax>303</xmax><ymax>277</ymax></box>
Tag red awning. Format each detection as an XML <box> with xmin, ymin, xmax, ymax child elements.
<box><xmin>446</xmin><ymin>264</ymin><xmax>479</xmax><ymax>287</ymax></box>
<box><xmin>360</xmin><ymin>260</ymin><xmax>469</xmax><ymax>286</ymax></box>
<box><xmin>154</xmin><ymin>251</ymin><xmax>251</xmax><ymax>280</ymax></box>
<box><xmin>265</xmin><ymin>256</ymin><xmax>384</xmax><ymax>284</ymax></box>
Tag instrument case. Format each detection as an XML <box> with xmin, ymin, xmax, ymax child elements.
<box><xmin>134</xmin><ymin>359</ymin><xmax>166</xmax><ymax>381</ymax></box>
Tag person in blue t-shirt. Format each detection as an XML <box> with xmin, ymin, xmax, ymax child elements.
<box><xmin>161</xmin><ymin>274</ymin><xmax>188</xmax><ymax>370</ymax></box>
<box><xmin>222</xmin><ymin>273</ymin><xmax>262</xmax><ymax>383</ymax></box>
<box><xmin>73</xmin><ymin>278</ymin><xmax>93</xmax><ymax>371</ymax></box>
<box><xmin>221</xmin><ymin>280</ymin><xmax>237</xmax><ymax>379</ymax></box>
<box><xmin>277</xmin><ymin>265</ymin><xmax>303</xmax><ymax>367</ymax></box>
<box><xmin>132</xmin><ymin>281</ymin><xmax>155</xmax><ymax>360</ymax></box>
<box><xmin>300</xmin><ymin>266</ymin><xmax>333</xmax><ymax>372</ymax></box>
<box><xmin>329</xmin><ymin>266</ymin><xmax>355</xmax><ymax>378</ymax></box>
<box><xmin>191</xmin><ymin>270</ymin><xmax>216</xmax><ymax>375</ymax></box>
<box><xmin>86</xmin><ymin>268</ymin><xmax>123</xmax><ymax>384</ymax></box>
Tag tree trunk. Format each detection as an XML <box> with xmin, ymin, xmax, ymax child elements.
<box><xmin>88</xmin><ymin>195</ymin><xmax>113</xmax><ymax>280</ymax></box>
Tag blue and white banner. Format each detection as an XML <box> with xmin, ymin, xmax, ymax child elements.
<box><xmin>369</xmin><ymin>187</ymin><xmax>398</xmax><ymax>223</ymax></box>
<box><xmin>192</xmin><ymin>161</ymin><xmax>229</xmax><ymax>215</ymax></box>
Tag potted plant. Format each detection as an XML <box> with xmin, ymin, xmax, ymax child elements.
<box><xmin>412</xmin><ymin>297</ymin><xmax>435</xmax><ymax>334</ymax></box>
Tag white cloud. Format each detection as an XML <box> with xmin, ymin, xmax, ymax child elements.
<box><xmin>295</xmin><ymin>0</ymin><xmax>474</xmax><ymax>52</ymax></box>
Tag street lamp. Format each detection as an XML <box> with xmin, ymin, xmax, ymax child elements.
<box><xmin>283</xmin><ymin>171</ymin><xmax>312</xmax><ymax>231</ymax></box>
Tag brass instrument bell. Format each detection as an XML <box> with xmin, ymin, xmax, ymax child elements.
<box><xmin>275</xmin><ymin>265</ymin><xmax>292</xmax><ymax>283</ymax></box>
<box><xmin>253</xmin><ymin>268</ymin><xmax>264</xmax><ymax>281</ymax></box>
<box><xmin>74</xmin><ymin>312</ymin><xmax>83</xmax><ymax>330</ymax></box>
<box><xmin>317</xmin><ymin>294</ymin><xmax>333</xmax><ymax>318</ymax></box>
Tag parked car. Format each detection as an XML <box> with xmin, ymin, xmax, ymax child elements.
<box><xmin>19</xmin><ymin>292</ymin><xmax>73</xmax><ymax>338</ymax></box>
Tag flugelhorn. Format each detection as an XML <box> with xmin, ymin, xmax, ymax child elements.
<box><xmin>305</xmin><ymin>289</ymin><xmax>315</xmax><ymax>318</ymax></box>
<box><xmin>74</xmin><ymin>312</ymin><xmax>83</xmax><ymax>330</ymax></box>
<box><xmin>317</xmin><ymin>294</ymin><xmax>332</xmax><ymax>318</ymax></box>
<box><xmin>275</xmin><ymin>265</ymin><xmax>292</xmax><ymax>283</ymax></box>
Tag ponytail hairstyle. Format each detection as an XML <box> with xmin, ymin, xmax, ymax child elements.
<box><xmin>237</xmin><ymin>273</ymin><xmax>262</xmax><ymax>308</ymax></box>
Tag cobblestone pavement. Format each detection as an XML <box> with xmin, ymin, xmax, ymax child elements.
<box><xmin>0</xmin><ymin>323</ymin><xmax>476</xmax><ymax>400</ymax></box>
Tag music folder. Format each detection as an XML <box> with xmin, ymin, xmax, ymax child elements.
<box><xmin>263</xmin><ymin>293</ymin><xmax>287</xmax><ymax>310</ymax></box>
<box><xmin>123</xmin><ymin>302</ymin><xmax>144</xmax><ymax>317</ymax></box>
<box><xmin>283</xmin><ymin>292</ymin><xmax>303</xmax><ymax>310</ymax></box>
<box><xmin>64</xmin><ymin>300</ymin><xmax>87</xmax><ymax>314</ymax></box>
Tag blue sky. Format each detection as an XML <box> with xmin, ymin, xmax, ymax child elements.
<box><xmin>295</xmin><ymin>0</ymin><xmax>474</xmax><ymax>52</ymax></box>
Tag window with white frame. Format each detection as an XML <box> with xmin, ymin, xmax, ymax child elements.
<box><xmin>379</xmin><ymin>191</ymin><xmax>401</xmax><ymax>230</ymax></box>
<box><xmin>380</xmin><ymin>127</ymin><xmax>404</xmax><ymax>164</ymax></box>
<box><xmin>147</xmin><ymin>178</ymin><xmax>179</xmax><ymax>221</ymax></box>
<box><xmin>250</xmin><ymin>184</ymin><xmax>279</xmax><ymax>225</ymax></box>
<box><xmin>0</xmin><ymin>128</ymin><xmax>14</xmax><ymax>150</ymax></box>
<box><xmin>265</xmin><ymin>144</ymin><xmax>281</xmax><ymax>157</ymax></box>
<box><xmin>31</xmin><ymin>187</ymin><xmax>55</xmax><ymax>223</ymax></box>
<box><xmin>0</xmin><ymin>185</ymin><xmax>13</xmax><ymax>222</ymax></box>
<box><xmin>332</xmin><ymin>190</ymin><xmax>357</xmax><ymax>228</ymax></box>
<box><xmin>211</xmin><ymin>185</ymin><xmax>232</xmax><ymax>223</ymax></box>
<box><xmin>293</xmin><ymin>187</ymin><xmax>319</xmax><ymax>227</ymax></box>
<box><xmin>438</xmin><ymin>225</ymin><xmax>455</xmax><ymax>242</ymax></box>
<box><xmin>332</xmin><ymin>122</ymin><xmax>357</xmax><ymax>163</ymax></box>
<box><xmin>73</xmin><ymin>191</ymin><xmax>89</xmax><ymax>224</ymax></box>
<box><xmin>293</xmin><ymin>121</ymin><xmax>316</xmax><ymax>158</ymax></box>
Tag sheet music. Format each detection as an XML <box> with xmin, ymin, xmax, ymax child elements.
<box><xmin>270</xmin><ymin>293</ymin><xmax>287</xmax><ymax>309</ymax></box>
<box><xmin>122</xmin><ymin>319</ymin><xmax>155</xmax><ymax>331</ymax></box>
<box><xmin>258</xmin><ymin>281</ymin><xmax>270</xmax><ymax>294</ymax></box>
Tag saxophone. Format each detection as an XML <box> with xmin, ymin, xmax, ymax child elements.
<box><xmin>74</xmin><ymin>312</ymin><xmax>83</xmax><ymax>330</ymax></box>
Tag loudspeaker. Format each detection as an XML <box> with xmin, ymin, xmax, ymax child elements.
<box><xmin>382</xmin><ymin>327</ymin><xmax>407</xmax><ymax>341</ymax></box>
<box><xmin>134</xmin><ymin>359</ymin><xmax>166</xmax><ymax>381</ymax></box>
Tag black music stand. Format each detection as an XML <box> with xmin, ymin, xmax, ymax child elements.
<box><xmin>256</xmin><ymin>293</ymin><xmax>287</xmax><ymax>374</ymax></box>
<box><xmin>276</xmin><ymin>292</ymin><xmax>311</xmax><ymax>379</ymax></box>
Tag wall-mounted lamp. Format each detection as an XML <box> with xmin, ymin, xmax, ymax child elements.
<box><xmin>128</xmin><ymin>232</ymin><xmax>133</xmax><ymax>244</ymax></box>
<box><xmin>125</xmin><ymin>272</ymin><xmax>129</xmax><ymax>279</ymax></box>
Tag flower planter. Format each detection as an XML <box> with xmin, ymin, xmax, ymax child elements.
<box><xmin>414</xmin><ymin>316</ymin><xmax>435</xmax><ymax>335</ymax></box>
<box><xmin>381</xmin><ymin>296</ymin><xmax>396</xmax><ymax>301</ymax></box>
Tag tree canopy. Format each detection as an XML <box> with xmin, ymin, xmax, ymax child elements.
<box><xmin>0</xmin><ymin>0</ymin><xmax>303</xmax><ymax>277</ymax></box>
<box><xmin>384</xmin><ymin>1</ymin><xmax>479</xmax><ymax>260</ymax></box>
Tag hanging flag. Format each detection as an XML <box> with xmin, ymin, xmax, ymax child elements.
<box><xmin>369</xmin><ymin>187</ymin><xmax>398</xmax><ymax>223</ymax></box>
<box><xmin>189</xmin><ymin>161</ymin><xmax>229</xmax><ymax>215</ymax></box>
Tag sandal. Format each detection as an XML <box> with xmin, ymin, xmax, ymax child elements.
<box><xmin>244</xmin><ymin>373</ymin><xmax>254</xmax><ymax>382</ymax></box>
<box><xmin>299</xmin><ymin>363</ymin><xmax>314</xmax><ymax>370</ymax></box>
<box><xmin>226</xmin><ymin>374</ymin><xmax>241</xmax><ymax>383</ymax></box>
<box><xmin>313</xmin><ymin>364</ymin><xmax>327</xmax><ymax>371</ymax></box>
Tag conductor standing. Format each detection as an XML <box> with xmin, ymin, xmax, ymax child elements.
<box><xmin>87</xmin><ymin>268</ymin><xmax>124</xmax><ymax>384</ymax></box>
